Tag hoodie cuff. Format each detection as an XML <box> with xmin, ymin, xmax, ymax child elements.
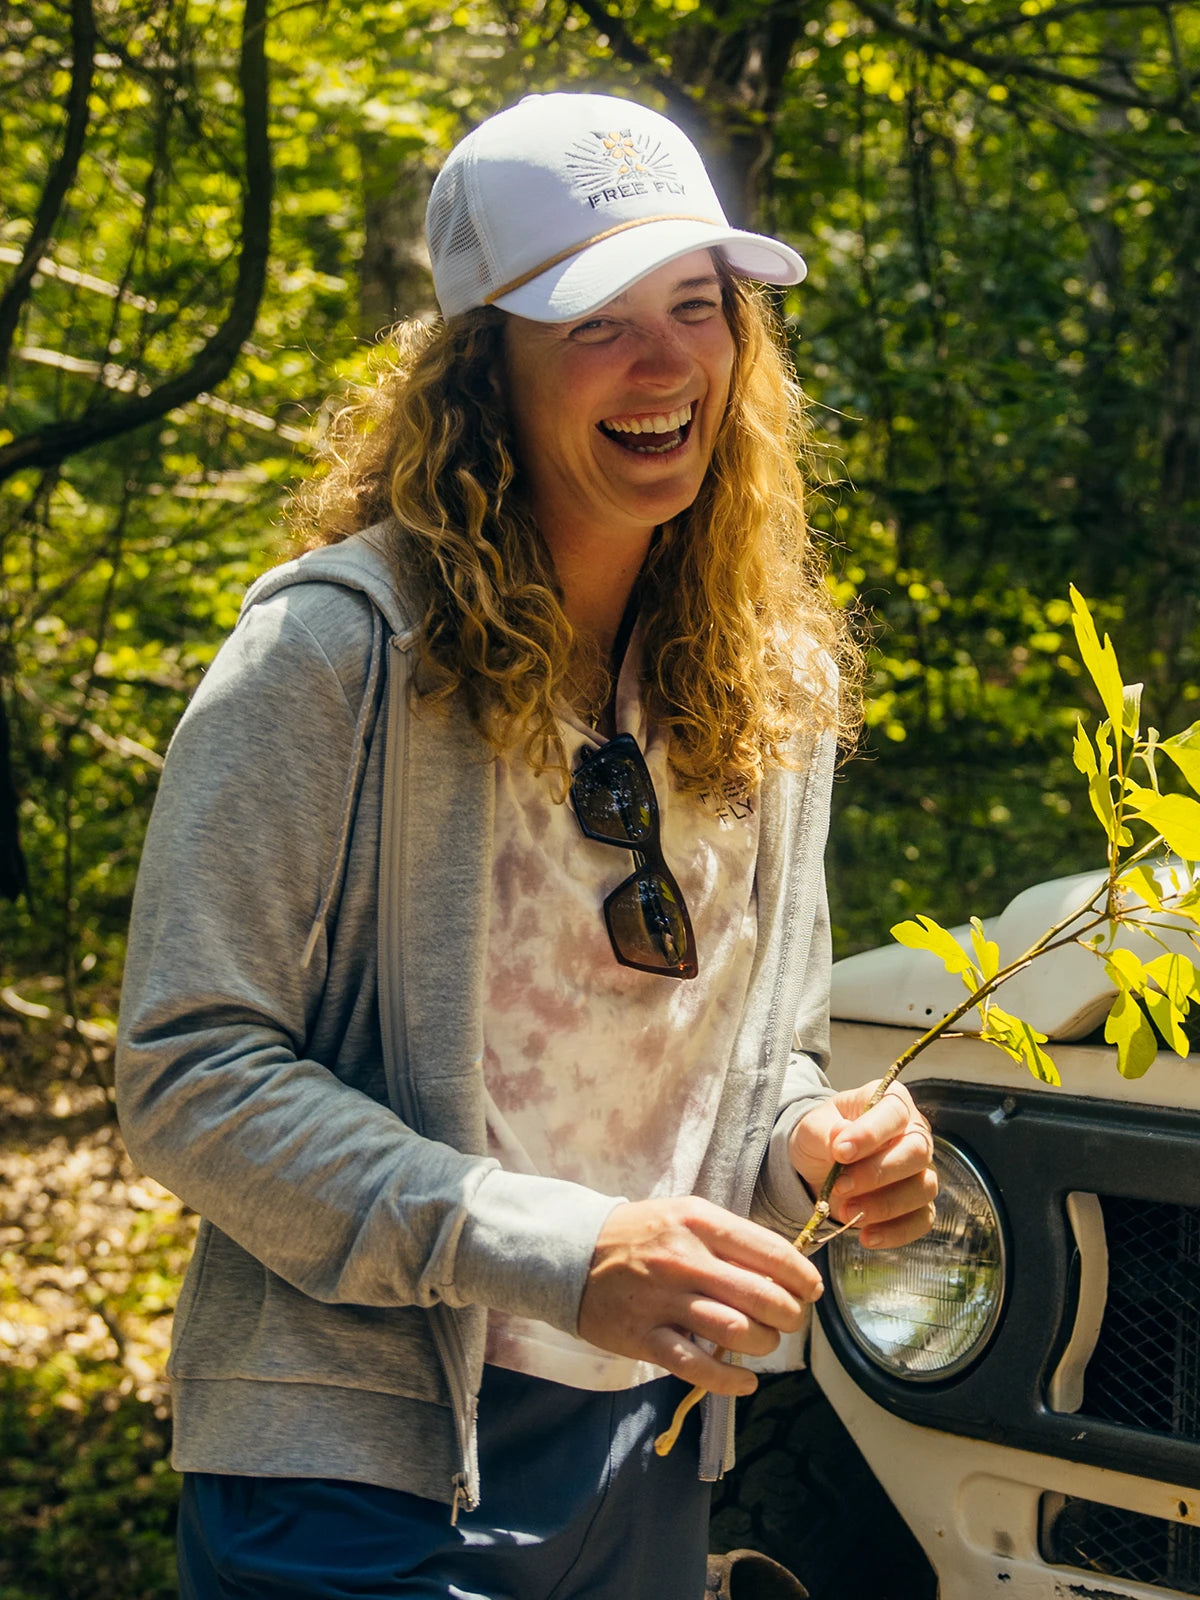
<box><xmin>448</xmin><ymin>1167</ymin><xmax>626</xmax><ymax>1335</ymax></box>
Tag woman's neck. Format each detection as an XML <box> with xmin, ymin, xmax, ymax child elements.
<box><xmin>541</xmin><ymin>517</ymin><xmax>655</xmax><ymax>660</ymax></box>
<box><xmin>547</xmin><ymin>523</ymin><xmax>655</xmax><ymax>736</ymax></box>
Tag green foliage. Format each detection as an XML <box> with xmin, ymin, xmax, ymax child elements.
<box><xmin>888</xmin><ymin>590</ymin><xmax>1200</xmax><ymax>1085</ymax></box>
<box><xmin>6</xmin><ymin>0</ymin><xmax>1200</xmax><ymax>989</ymax></box>
<box><xmin>3</xmin><ymin>3</ymin><xmax>1200</xmax><ymax>1589</ymax></box>
<box><xmin>0</xmin><ymin>1367</ymin><xmax>179</xmax><ymax>1600</ymax></box>
<box><xmin>0</xmin><ymin>1020</ymin><xmax>195</xmax><ymax>1598</ymax></box>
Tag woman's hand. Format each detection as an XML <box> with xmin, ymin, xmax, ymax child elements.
<box><xmin>789</xmin><ymin>1081</ymin><xmax>938</xmax><ymax>1250</ymax></box>
<box><xmin>577</xmin><ymin>1196</ymin><xmax>824</xmax><ymax>1395</ymax></box>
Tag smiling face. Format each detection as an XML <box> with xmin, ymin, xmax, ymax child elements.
<box><xmin>502</xmin><ymin>251</ymin><xmax>736</xmax><ymax>561</ymax></box>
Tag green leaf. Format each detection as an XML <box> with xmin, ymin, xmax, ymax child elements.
<box><xmin>969</xmin><ymin>916</ymin><xmax>1000</xmax><ymax>980</ymax></box>
<box><xmin>1070</xmin><ymin>586</ymin><xmax>1126</xmax><ymax>734</ymax></box>
<box><xmin>1119</xmin><ymin>864</ymin><xmax>1164</xmax><ymax>913</ymax></box>
<box><xmin>1072</xmin><ymin>721</ymin><xmax>1098</xmax><ymax>779</ymax></box>
<box><xmin>1143</xmin><ymin>989</ymin><xmax>1190</xmax><ymax>1057</ymax></box>
<box><xmin>1086</xmin><ymin>721</ymin><xmax>1133</xmax><ymax>844</ymax></box>
<box><xmin>1087</xmin><ymin>774</ymin><xmax>1119</xmax><ymax>842</ymax></box>
<box><xmin>980</xmin><ymin>1002</ymin><xmax>1061</xmax><ymax>1085</ymax></box>
<box><xmin>1144</xmin><ymin>951</ymin><xmax>1200</xmax><ymax>1009</ymax></box>
<box><xmin>1095</xmin><ymin>720</ymin><xmax>1114</xmax><ymax>774</ymax></box>
<box><xmin>1104</xmin><ymin>947</ymin><xmax>1147</xmax><ymax>993</ymax></box>
<box><xmin>1104</xmin><ymin>990</ymin><xmax>1159</xmax><ymax>1078</ymax></box>
<box><xmin>1123</xmin><ymin>682</ymin><xmax>1143</xmax><ymax>738</ymax></box>
<box><xmin>1125</xmin><ymin>792</ymin><xmax>1200</xmax><ymax>860</ymax></box>
<box><xmin>890</xmin><ymin>915</ymin><xmax>974</xmax><ymax>977</ymax></box>
<box><xmin>1159</xmin><ymin>721</ymin><xmax>1200</xmax><ymax>795</ymax></box>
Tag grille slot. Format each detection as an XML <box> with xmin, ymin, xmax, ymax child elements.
<box><xmin>1081</xmin><ymin>1196</ymin><xmax>1200</xmax><ymax>1442</ymax></box>
<box><xmin>1042</xmin><ymin>1494</ymin><xmax>1200</xmax><ymax>1594</ymax></box>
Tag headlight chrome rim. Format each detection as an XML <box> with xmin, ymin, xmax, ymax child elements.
<box><xmin>826</xmin><ymin>1134</ymin><xmax>1007</xmax><ymax>1383</ymax></box>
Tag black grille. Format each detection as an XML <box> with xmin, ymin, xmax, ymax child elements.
<box><xmin>1081</xmin><ymin>1196</ymin><xmax>1200</xmax><ymax>1442</ymax></box>
<box><xmin>1042</xmin><ymin>1495</ymin><xmax>1200</xmax><ymax>1594</ymax></box>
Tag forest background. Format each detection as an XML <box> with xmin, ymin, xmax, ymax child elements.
<box><xmin>1</xmin><ymin>1</ymin><xmax>1198</xmax><ymax>1596</ymax></box>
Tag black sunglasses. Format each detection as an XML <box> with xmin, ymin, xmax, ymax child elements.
<box><xmin>569</xmin><ymin>733</ymin><xmax>699</xmax><ymax>981</ymax></box>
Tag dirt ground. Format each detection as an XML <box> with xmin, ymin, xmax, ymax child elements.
<box><xmin>0</xmin><ymin>1008</ymin><xmax>193</xmax><ymax>1599</ymax></box>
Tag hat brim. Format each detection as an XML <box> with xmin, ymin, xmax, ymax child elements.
<box><xmin>490</xmin><ymin>218</ymin><xmax>807</xmax><ymax>323</ymax></box>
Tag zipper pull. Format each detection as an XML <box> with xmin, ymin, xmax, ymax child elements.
<box><xmin>450</xmin><ymin>1472</ymin><xmax>470</xmax><ymax>1527</ymax></box>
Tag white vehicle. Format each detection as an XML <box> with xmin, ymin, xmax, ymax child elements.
<box><xmin>804</xmin><ymin>870</ymin><xmax>1200</xmax><ymax>1600</ymax></box>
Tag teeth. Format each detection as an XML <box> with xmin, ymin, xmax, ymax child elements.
<box><xmin>601</xmin><ymin>403</ymin><xmax>693</xmax><ymax>435</ymax></box>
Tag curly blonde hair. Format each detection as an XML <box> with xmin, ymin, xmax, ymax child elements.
<box><xmin>293</xmin><ymin>274</ymin><xmax>860</xmax><ymax>792</ymax></box>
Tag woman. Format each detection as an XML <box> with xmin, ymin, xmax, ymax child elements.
<box><xmin>116</xmin><ymin>92</ymin><xmax>936</xmax><ymax>1600</ymax></box>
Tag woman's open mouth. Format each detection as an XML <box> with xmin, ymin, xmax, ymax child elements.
<box><xmin>597</xmin><ymin>402</ymin><xmax>694</xmax><ymax>456</ymax></box>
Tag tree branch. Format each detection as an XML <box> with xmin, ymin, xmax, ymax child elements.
<box><xmin>0</xmin><ymin>0</ymin><xmax>273</xmax><ymax>488</ymax></box>
<box><xmin>0</xmin><ymin>0</ymin><xmax>97</xmax><ymax>383</ymax></box>
<box><xmin>849</xmin><ymin>0</ymin><xmax>1188</xmax><ymax>113</ymax></box>
<box><xmin>0</xmin><ymin>688</ymin><xmax>28</xmax><ymax>901</ymax></box>
<box><xmin>567</xmin><ymin>0</ymin><xmax>700</xmax><ymax>126</ymax></box>
<box><xmin>958</xmin><ymin>0</ymin><xmax>1189</xmax><ymax>46</ymax></box>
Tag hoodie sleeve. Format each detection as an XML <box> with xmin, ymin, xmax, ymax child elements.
<box><xmin>115</xmin><ymin>585</ymin><xmax>617</xmax><ymax>1332</ymax></box>
<box><xmin>749</xmin><ymin>822</ymin><xmax>836</xmax><ymax>1239</ymax></box>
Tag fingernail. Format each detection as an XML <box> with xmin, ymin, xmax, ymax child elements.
<box><xmin>834</xmin><ymin>1139</ymin><xmax>856</xmax><ymax>1161</ymax></box>
<box><xmin>832</xmin><ymin>1178</ymin><xmax>853</xmax><ymax>1198</ymax></box>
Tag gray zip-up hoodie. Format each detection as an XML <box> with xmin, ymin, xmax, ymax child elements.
<box><xmin>115</xmin><ymin>526</ymin><xmax>836</xmax><ymax>1511</ymax></box>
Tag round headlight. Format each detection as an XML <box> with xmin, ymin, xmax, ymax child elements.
<box><xmin>826</xmin><ymin>1135</ymin><xmax>1006</xmax><ymax>1381</ymax></box>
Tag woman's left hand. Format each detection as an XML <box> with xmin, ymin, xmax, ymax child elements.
<box><xmin>788</xmin><ymin>1081</ymin><xmax>938</xmax><ymax>1250</ymax></box>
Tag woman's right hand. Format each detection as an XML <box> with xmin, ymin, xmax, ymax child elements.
<box><xmin>576</xmin><ymin>1196</ymin><xmax>823</xmax><ymax>1395</ymax></box>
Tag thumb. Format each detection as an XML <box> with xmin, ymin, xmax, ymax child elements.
<box><xmin>790</xmin><ymin>1099</ymin><xmax>857</xmax><ymax>1187</ymax></box>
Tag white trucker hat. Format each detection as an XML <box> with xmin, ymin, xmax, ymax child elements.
<box><xmin>426</xmin><ymin>92</ymin><xmax>807</xmax><ymax>323</ymax></box>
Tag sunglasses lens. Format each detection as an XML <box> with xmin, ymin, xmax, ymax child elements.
<box><xmin>572</xmin><ymin>750</ymin><xmax>654</xmax><ymax>845</ymax></box>
<box><xmin>606</xmin><ymin>871</ymin><xmax>695</xmax><ymax>975</ymax></box>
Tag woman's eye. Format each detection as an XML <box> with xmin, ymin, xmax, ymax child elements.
<box><xmin>676</xmin><ymin>298</ymin><xmax>720</xmax><ymax>319</ymax></box>
<box><xmin>569</xmin><ymin>319</ymin><xmax>619</xmax><ymax>343</ymax></box>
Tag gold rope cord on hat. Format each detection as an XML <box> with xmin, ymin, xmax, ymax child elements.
<box><xmin>482</xmin><ymin>214</ymin><xmax>724</xmax><ymax>304</ymax></box>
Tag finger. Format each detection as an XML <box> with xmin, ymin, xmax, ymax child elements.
<box><xmin>838</xmin><ymin>1168</ymin><xmax>939</xmax><ymax>1231</ymax></box>
<box><xmin>829</xmin><ymin>1090</ymin><xmax>915</xmax><ymax>1163</ymax></box>
<box><xmin>692</xmin><ymin>1260</ymin><xmax>820</xmax><ymax>1334</ymax></box>
<box><xmin>644</xmin><ymin>1327</ymin><xmax>759</xmax><ymax>1396</ymax></box>
<box><xmin>859</xmin><ymin>1201</ymin><xmax>938</xmax><ymax>1251</ymax></box>
<box><xmin>690</xmin><ymin>1207</ymin><xmax>824</xmax><ymax>1300</ymax></box>
<box><xmin>699</xmin><ymin>1249</ymin><xmax>824</xmax><ymax>1321</ymax></box>
<box><xmin>832</xmin><ymin>1122</ymin><xmax>936</xmax><ymax>1201</ymax></box>
<box><xmin>681</xmin><ymin>1297</ymin><xmax>786</xmax><ymax>1358</ymax></box>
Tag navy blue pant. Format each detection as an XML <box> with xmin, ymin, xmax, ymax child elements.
<box><xmin>177</xmin><ymin>1365</ymin><xmax>710</xmax><ymax>1598</ymax></box>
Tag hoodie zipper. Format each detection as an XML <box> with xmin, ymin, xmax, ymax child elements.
<box><xmin>379</xmin><ymin>635</ymin><xmax>481</xmax><ymax>1514</ymax></box>
<box><xmin>699</xmin><ymin>744</ymin><xmax>830</xmax><ymax>1480</ymax></box>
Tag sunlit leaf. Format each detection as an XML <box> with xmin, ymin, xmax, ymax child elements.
<box><xmin>1119</xmin><ymin>864</ymin><xmax>1164</xmax><ymax>913</ymax></box>
<box><xmin>1143</xmin><ymin>990</ymin><xmax>1191</xmax><ymax>1057</ymax></box>
<box><xmin>969</xmin><ymin>916</ymin><xmax>1000</xmax><ymax>980</ymax></box>
<box><xmin>981</xmin><ymin>1002</ymin><xmax>1060</xmax><ymax>1084</ymax></box>
<box><xmin>1072</xmin><ymin>721</ymin><xmax>1097</xmax><ymax>779</ymax></box>
<box><xmin>1104</xmin><ymin>990</ymin><xmax>1158</xmax><ymax>1078</ymax></box>
<box><xmin>1095</xmin><ymin>720</ymin><xmax>1114</xmax><ymax>774</ymax></box>
<box><xmin>1159</xmin><ymin>721</ymin><xmax>1200</xmax><ymax>795</ymax></box>
<box><xmin>1104</xmin><ymin>947</ymin><xmax>1147</xmax><ymax>992</ymax></box>
<box><xmin>1125</xmin><ymin>792</ymin><xmax>1200</xmax><ymax>861</ymax></box>
<box><xmin>1083</xmin><ymin>763</ymin><xmax>1119</xmax><ymax>842</ymax></box>
<box><xmin>890</xmin><ymin>915</ymin><xmax>974</xmax><ymax>976</ymax></box>
<box><xmin>1070</xmin><ymin>586</ymin><xmax>1126</xmax><ymax>735</ymax></box>
<box><xmin>1144</xmin><ymin>951</ymin><xmax>1200</xmax><ymax>1009</ymax></box>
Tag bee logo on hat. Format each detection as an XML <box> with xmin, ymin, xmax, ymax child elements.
<box><xmin>566</xmin><ymin>129</ymin><xmax>685</xmax><ymax>210</ymax></box>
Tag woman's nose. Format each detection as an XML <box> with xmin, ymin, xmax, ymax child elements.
<box><xmin>628</xmin><ymin>325</ymin><xmax>692</xmax><ymax>387</ymax></box>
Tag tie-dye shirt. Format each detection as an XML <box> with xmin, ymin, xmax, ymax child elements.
<box><xmin>483</xmin><ymin>623</ymin><xmax>760</xmax><ymax>1390</ymax></box>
